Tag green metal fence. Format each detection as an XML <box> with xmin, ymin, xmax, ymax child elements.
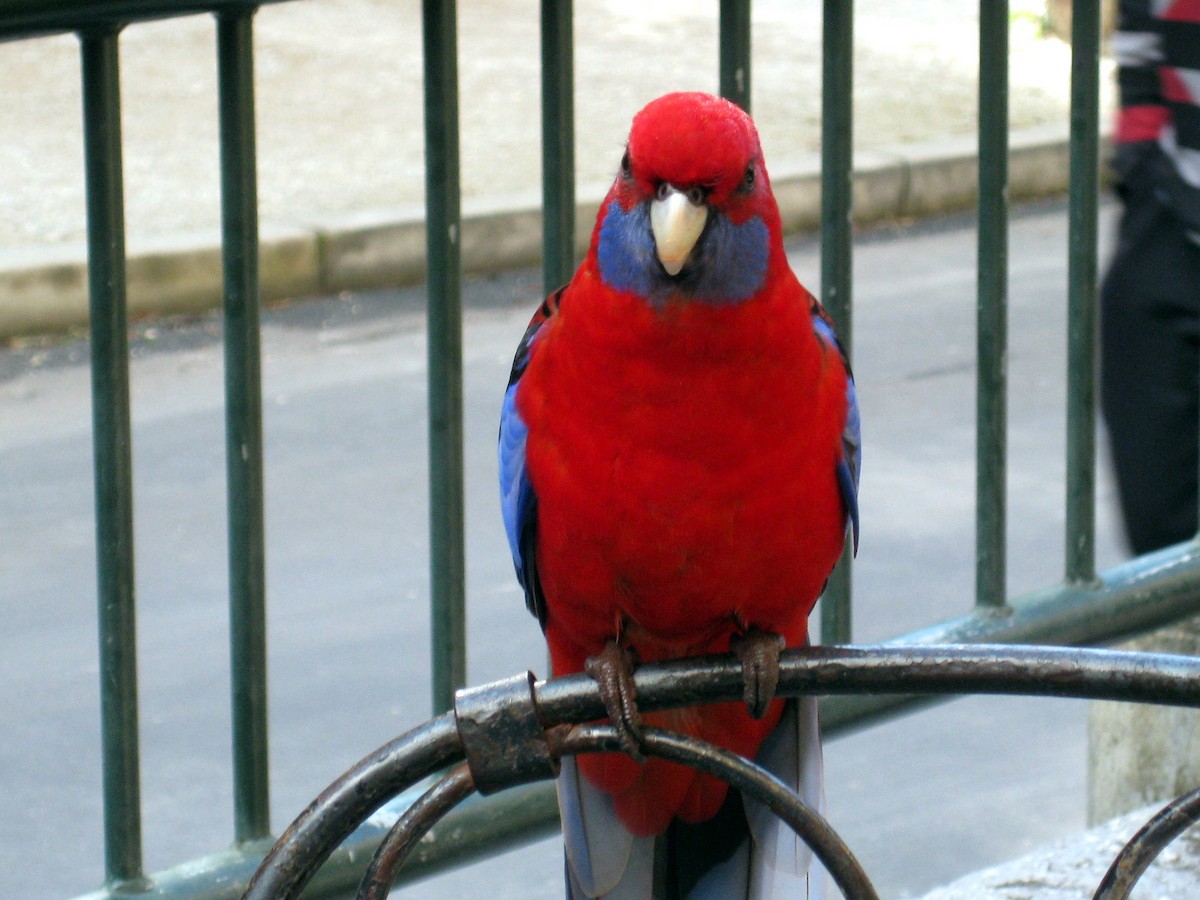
<box><xmin>3</xmin><ymin>0</ymin><xmax>1200</xmax><ymax>897</ymax></box>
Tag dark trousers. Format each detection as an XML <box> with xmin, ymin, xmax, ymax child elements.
<box><xmin>1100</xmin><ymin>172</ymin><xmax>1200</xmax><ymax>555</ymax></box>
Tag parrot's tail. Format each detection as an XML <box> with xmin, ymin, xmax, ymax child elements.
<box><xmin>558</xmin><ymin>696</ymin><xmax>827</xmax><ymax>899</ymax></box>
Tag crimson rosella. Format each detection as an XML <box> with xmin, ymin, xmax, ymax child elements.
<box><xmin>499</xmin><ymin>92</ymin><xmax>860</xmax><ymax>898</ymax></box>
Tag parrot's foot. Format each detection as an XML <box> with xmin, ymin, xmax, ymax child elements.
<box><xmin>731</xmin><ymin>628</ymin><xmax>786</xmax><ymax>719</ymax></box>
<box><xmin>584</xmin><ymin>640</ymin><xmax>645</xmax><ymax>762</ymax></box>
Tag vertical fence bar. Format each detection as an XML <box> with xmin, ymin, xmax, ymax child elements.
<box><xmin>422</xmin><ymin>0</ymin><xmax>466</xmax><ymax>715</ymax></box>
<box><xmin>975</xmin><ymin>0</ymin><xmax>1008</xmax><ymax>609</ymax></box>
<box><xmin>216</xmin><ymin>8</ymin><xmax>270</xmax><ymax>844</ymax></box>
<box><xmin>79</xmin><ymin>26</ymin><xmax>146</xmax><ymax>889</ymax></box>
<box><xmin>719</xmin><ymin>0</ymin><xmax>751</xmax><ymax>113</ymax></box>
<box><xmin>540</xmin><ymin>0</ymin><xmax>574</xmax><ymax>292</ymax></box>
<box><xmin>820</xmin><ymin>0</ymin><xmax>853</xmax><ymax>645</ymax></box>
<box><xmin>1065</xmin><ymin>0</ymin><xmax>1100</xmax><ymax>585</ymax></box>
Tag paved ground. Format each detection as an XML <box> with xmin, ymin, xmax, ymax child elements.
<box><xmin>922</xmin><ymin>803</ymin><xmax>1200</xmax><ymax>899</ymax></box>
<box><xmin>0</xmin><ymin>0</ymin><xmax>1103</xmax><ymax>250</ymax></box>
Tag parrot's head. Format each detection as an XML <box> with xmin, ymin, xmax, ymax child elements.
<box><xmin>594</xmin><ymin>91</ymin><xmax>783</xmax><ymax>305</ymax></box>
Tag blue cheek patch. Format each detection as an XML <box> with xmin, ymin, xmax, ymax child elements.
<box><xmin>696</xmin><ymin>214</ymin><xmax>768</xmax><ymax>303</ymax></box>
<box><xmin>596</xmin><ymin>200</ymin><xmax>769</xmax><ymax>305</ymax></box>
<box><xmin>597</xmin><ymin>201</ymin><xmax>659</xmax><ymax>297</ymax></box>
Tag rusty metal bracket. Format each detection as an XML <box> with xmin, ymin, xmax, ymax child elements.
<box><xmin>453</xmin><ymin>670</ymin><xmax>559</xmax><ymax>795</ymax></box>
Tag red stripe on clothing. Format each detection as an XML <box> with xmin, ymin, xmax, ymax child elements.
<box><xmin>1116</xmin><ymin>104</ymin><xmax>1171</xmax><ymax>142</ymax></box>
<box><xmin>1161</xmin><ymin>67</ymin><xmax>1195</xmax><ymax>104</ymax></box>
<box><xmin>1162</xmin><ymin>0</ymin><xmax>1200</xmax><ymax>22</ymax></box>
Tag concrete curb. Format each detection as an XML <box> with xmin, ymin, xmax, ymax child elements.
<box><xmin>0</xmin><ymin>124</ymin><xmax>1074</xmax><ymax>339</ymax></box>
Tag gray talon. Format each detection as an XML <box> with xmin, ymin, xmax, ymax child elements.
<box><xmin>585</xmin><ymin>640</ymin><xmax>646</xmax><ymax>761</ymax></box>
<box><xmin>732</xmin><ymin>628</ymin><xmax>785</xmax><ymax>719</ymax></box>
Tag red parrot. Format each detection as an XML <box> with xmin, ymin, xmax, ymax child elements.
<box><xmin>499</xmin><ymin>92</ymin><xmax>859</xmax><ymax>897</ymax></box>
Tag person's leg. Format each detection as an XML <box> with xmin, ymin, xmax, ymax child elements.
<box><xmin>1101</xmin><ymin>186</ymin><xmax>1200</xmax><ymax>555</ymax></box>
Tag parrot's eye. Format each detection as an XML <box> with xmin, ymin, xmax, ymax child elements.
<box><xmin>741</xmin><ymin>164</ymin><xmax>756</xmax><ymax>191</ymax></box>
<box><xmin>620</xmin><ymin>150</ymin><xmax>632</xmax><ymax>179</ymax></box>
<box><xmin>686</xmin><ymin>186</ymin><xmax>706</xmax><ymax>205</ymax></box>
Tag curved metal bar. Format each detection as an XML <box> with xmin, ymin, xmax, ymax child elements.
<box><xmin>244</xmin><ymin>645</ymin><xmax>1200</xmax><ymax>898</ymax></box>
<box><xmin>533</xmin><ymin>644</ymin><xmax>1200</xmax><ymax>728</ymax></box>
<box><xmin>357</xmin><ymin>764</ymin><xmax>476</xmax><ymax>900</ymax></box>
<box><xmin>1092</xmin><ymin>784</ymin><xmax>1200</xmax><ymax>900</ymax></box>
<box><xmin>241</xmin><ymin>711</ymin><xmax>462</xmax><ymax>900</ymax></box>
<box><xmin>553</xmin><ymin>724</ymin><xmax>880</xmax><ymax>900</ymax></box>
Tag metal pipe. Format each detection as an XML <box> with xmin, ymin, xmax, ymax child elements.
<box><xmin>79</xmin><ymin>25</ymin><xmax>146</xmax><ymax>890</ymax></box>
<box><xmin>975</xmin><ymin>0</ymin><xmax>1009</xmax><ymax>609</ymax></box>
<box><xmin>357</xmin><ymin>765</ymin><xmax>477</xmax><ymax>899</ymax></box>
<box><xmin>1093</xmin><ymin>785</ymin><xmax>1200</xmax><ymax>899</ymax></box>
<box><xmin>422</xmin><ymin>0</ymin><xmax>467</xmax><ymax>715</ymax></box>
<box><xmin>241</xmin><ymin>713</ymin><xmax>461</xmax><ymax>900</ymax></box>
<box><xmin>565</xmin><ymin>725</ymin><xmax>877</xmax><ymax>897</ymax></box>
<box><xmin>0</xmin><ymin>0</ymin><xmax>286</xmax><ymax>41</ymax></box>
<box><xmin>719</xmin><ymin>0</ymin><xmax>751</xmax><ymax>112</ymax></box>
<box><xmin>216</xmin><ymin>6</ymin><xmax>270</xmax><ymax>845</ymax></box>
<box><xmin>246</xmin><ymin>642</ymin><xmax>1200</xmax><ymax>900</ymax></box>
<box><xmin>539</xmin><ymin>0</ymin><xmax>575</xmax><ymax>293</ymax></box>
<box><xmin>1065</xmin><ymin>0</ymin><xmax>1101</xmax><ymax>585</ymax></box>
<box><xmin>820</xmin><ymin>0</ymin><xmax>854</xmax><ymax>644</ymax></box>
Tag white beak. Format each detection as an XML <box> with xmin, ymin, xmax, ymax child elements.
<box><xmin>649</xmin><ymin>187</ymin><xmax>708</xmax><ymax>276</ymax></box>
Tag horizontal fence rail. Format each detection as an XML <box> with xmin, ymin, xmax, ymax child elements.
<box><xmin>0</xmin><ymin>0</ymin><xmax>285</xmax><ymax>40</ymax></box>
<box><xmin>3</xmin><ymin>0</ymin><xmax>1198</xmax><ymax>897</ymax></box>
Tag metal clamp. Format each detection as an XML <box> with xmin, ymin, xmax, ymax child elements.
<box><xmin>453</xmin><ymin>671</ymin><xmax>559</xmax><ymax>795</ymax></box>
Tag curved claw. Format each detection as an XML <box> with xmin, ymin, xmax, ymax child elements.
<box><xmin>584</xmin><ymin>640</ymin><xmax>645</xmax><ymax>762</ymax></box>
<box><xmin>731</xmin><ymin>628</ymin><xmax>786</xmax><ymax>719</ymax></box>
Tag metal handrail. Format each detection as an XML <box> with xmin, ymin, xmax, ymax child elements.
<box><xmin>242</xmin><ymin>644</ymin><xmax>1200</xmax><ymax>899</ymax></box>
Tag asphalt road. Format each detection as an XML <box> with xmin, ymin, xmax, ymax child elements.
<box><xmin>0</xmin><ymin>198</ymin><xmax>1128</xmax><ymax>899</ymax></box>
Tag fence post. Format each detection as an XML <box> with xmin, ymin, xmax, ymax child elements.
<box><xmin>217</xmin><ymin>6</ymin><xmax>271</xmax><ymax>844</ymax></box>
<box><xmin>540</xmin><ymin>0</ymin><xmax>574</xmax><ymax>293</ymax></box>
<box><xmin>80</xmin><ymin>24</ymin><xmax>147</xmax><ymax>889</ymax></box>
<box><xmin>820</xmin><ymin>0</ymin><xmax>853</xmax><ymax>644</ymax></box>
<box><xmin>422</xmin><ymin>0</ymin><xmax>467</xmax><ymax>715</ymax></box>
<box><xmin>975</xmin><ymin>0</ymin><xmax>1008</xmax><ymax>609</ymax></box>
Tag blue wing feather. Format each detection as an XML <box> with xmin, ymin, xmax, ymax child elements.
<box><xmin>498</xmin><ymin>382</ymin><xmax>534</xmax><ymax>570</ymax></box>
<box><xmin>811</xmin><ymin>303</ymin><xmax>861</xmax><ymax>555</ymax></box>
<box><xmin>498</xmin><ymin>288</ymin><xmax>564</xmax><ymax>628</ymax></box>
